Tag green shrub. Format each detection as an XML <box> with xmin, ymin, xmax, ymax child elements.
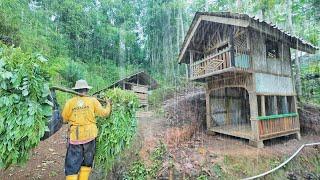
<box><xmin>59</xmin><ymin>62</ymin><xmax>85</xmax><ymax>87</ymax></box>
<box><xmin>124</xmin><ymin>141</ymin><xmax>167</xmax><ymax>179</ymax></box>
<box><xmin>95</xmin><ymin>88</ymin><xmax>140</xmax><ymax>171</ymax></box>
<box><xmin>0</xmin><ymin>44</ymin><xmax>51</xmax><ymax>168</ymax></box>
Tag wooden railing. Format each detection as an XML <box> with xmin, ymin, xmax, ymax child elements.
<box><xmin>190</xmin><ymin>48</ymin><xmax>251</xmax><ymax>79</ymax></box>
<box><xmin>257</xmin><ymin>113</ymin><xmax>299</xmax><ymax>139</ymax></box>
<box><xmin>190</xmin><ymin>48</ymin><xmax>231</xmax><ymax>78</ymax></box>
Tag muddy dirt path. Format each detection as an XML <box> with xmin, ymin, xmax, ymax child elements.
<box><xmin>0</xmin><ymin>125</ymin><xmax>68</xmax><ymax>180</ymax></box>
<box><xmin>1</xmin><ymin>110</ymin><xmax>319</xmax><ymax>179</ymax></box>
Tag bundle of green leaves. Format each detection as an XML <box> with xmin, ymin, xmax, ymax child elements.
<box><xmin>95</xmin><ymin>88</ymin><xmax>139</xmax><ymax>171</ymax></box>
<box><xmin>0</xmin><ymin>44</ymin><xmax>52</xmax><ymax>168</ymax></box>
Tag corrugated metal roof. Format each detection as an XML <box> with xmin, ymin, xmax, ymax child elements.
<box><xmin>179</xmin><ymin>12</ymin><xmax>318</xmax><ymax>63</ymax></box>
<box><xmin>93</xmin><ymin>71</ymin><xmax>158</xmax><ymax>95</ymax></box>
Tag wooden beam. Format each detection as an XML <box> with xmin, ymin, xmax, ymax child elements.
<box><xmin>190</xmin><ymin>67</ymin><xmax>252</xmax><ymax>81</ymax></box>
<box><xmin>208</xmin><ymin>24</ymin><xmax>222</xmax><ymax>48</ymax></box>
<box><xmin>254</xmin><ymin>70</ymin><xmax>292</xmax><ymax>77</ymax></box>
<box><xmin>229</xmin><ymin>26</ymin><xmax>235</xmax><ymax>66</ymax></box>
<box><xmin>178</xmin><ymin>18</ymin><xmax>202</xmax><ymax>63</ymax></box>
<box><xmin>198</xmin><ymin>21</ymin><xmax>213</xmax><ymax>49</ymax></box>
<box><xmin>256</xmin><ymin>92</ymin><xmax>296</xmax><ymax>96</ymax></box>
<box><xmin>249</xmin><ymin>92</ymin><xmax>259</xmax><ymax>140</ymax></box>
<box><xmin>205</xmin><ymin>30</ymin><xmax>246</xmax><ymax>54</ymax></box>
<box><xmin>201</xmin><ymin>15</ymin><xmax>249</xmax><ymax>28</ymax></box>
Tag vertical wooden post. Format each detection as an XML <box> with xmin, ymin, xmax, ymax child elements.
<box><xmin>246</xmin><ymin>29</ymin><xmax>252</xmax><ymax>69</ymax></box>
<box><xmin>293</xmin><ymin>96</ymin><xmax>298</xmax><ymax>113</ymax></box>
<box><xmin>189</xmin><ymin>51</ymin><xmax>194</xmax><ymax>78</ymax></box>
<box><xmin>293</xmin><ymin>95</ymin><xmax>301</xmax><ymax>140</ymax></box>
<box><xmin>225</xmin><ymin>88</ymin><xmax>231</xmax><ymax>125</ymax></box>
<box><xmin>248</xmin><ymin>91</ymin><xmax>264</xmax><ymax>148</ymax></box>
<box><xmin>283</xmin><ymin>96</ymin><xmax>288</xmax><ymax>113</ymax></box>
<box><xmin>261</xmin><ymin>95</ymin><xmax>266</xmax><ymax>116</ymax></box>
<box><xmin>205</xmin><ymin>85</ymin><xmax>212</xmax><ymax>131</ymax></box>
<box><xmin>187</xmin><ymin>64</ymin><xmax>190</xmax><ymax>79</ymax></box>
<box><xmin>137</xmin><ymin>76</ymin><xmax>139</xmax><ymax>85</ymax></box>
<box><xmin>229</xmin><ymin>27</ymin><xmax>235</xmax><ymax>66</ymax></box>
<box><xmin>273</xmin><ymin>96</ymin><xmax>278</xmax><ymax>114</ymax></box>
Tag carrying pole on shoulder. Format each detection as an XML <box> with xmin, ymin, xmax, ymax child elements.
<box><xmin>50</xmin><ymin>86</ymin><xmax>111</xmax><ymax>104</ymax></box>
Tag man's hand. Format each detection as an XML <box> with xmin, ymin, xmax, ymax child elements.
<box><xmin>105</xmin><ymin>97</ymin><xmax>112</xmax><ymax>105</ymax></box>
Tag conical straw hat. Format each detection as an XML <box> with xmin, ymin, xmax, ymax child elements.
<box><xmin>72</xmin><ymin>79</ymin><xmax>92</xmax><ymax>90</ymax></box>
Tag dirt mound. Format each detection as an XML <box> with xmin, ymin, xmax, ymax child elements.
<box><xmin>163</xmin><ymin>87</ymin><xmax>206</xmax><ymax>127</ymax></box>
<box><xmin>299</xmin><ymin>103</ymin><xmax>320</xmax><ymax>135</ymax></box>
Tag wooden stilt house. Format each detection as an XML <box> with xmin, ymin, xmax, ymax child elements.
<box><xmin>93</xmin><ymin>71</ymin><xmax>158</xmax><ymax>109</ymax></box>
<box><xmin>178</xmin><ymin>12</ymin><xmax>318</xmax><ymax>148</ymax></box>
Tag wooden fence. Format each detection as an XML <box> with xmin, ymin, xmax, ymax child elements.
<box><xmin>257</xmin><ymin>113</ymin><xmax>299</xmax><ymax>139</ymax></box>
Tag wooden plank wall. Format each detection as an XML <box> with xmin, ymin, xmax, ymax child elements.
<box><xmin>258</xmin><ymin>116</ymin><xmax>299</xmax><ymax>139</ymax></box>
<box><xmin>132</xmin><ymin>85</ymin><xmax>148</xmax><ymax>106</ymax></box>
<box><xmin>210</xmin><ymin>87</ymin><xmax>250</xmax><ymax>126</ymax></box>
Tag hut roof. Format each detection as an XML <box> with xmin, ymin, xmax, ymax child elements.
<box><xmin>93</xmin><ymin>71</ymin><xmax>158</xmax><ymax>95</ymax></box>
<box><xmin>179</xmin><ymin>12</ymin><xmax>318</xmax><ymax>63</ymax></box>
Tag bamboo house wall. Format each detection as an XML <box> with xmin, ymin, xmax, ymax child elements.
<box><xmin>178</xmin><ymin>12</ymin><xmax>318</xmax><ymax>148</ymax></box>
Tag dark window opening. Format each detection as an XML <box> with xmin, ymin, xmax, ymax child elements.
<box><xmin>218</xmin><ymin>43</ymin><xmax>228</xmax><ymax>52</ymax></box>
<box><xmin>258</xmin><ymin>95</ymin><xmax>296</xmax><ymax>116</ymax></box>
<box><xmin>277</xmin><ymin>96</ymin><xmax>289</xmax><ymax>114</ymax></box>
<box><xmin>266</xmin><ymin>40</ymin><xmax>279</xmax><ymax>58</ymax></box>
<box><xmin>287</xmin><ymin>96</ymin><xmax>296</xmax><ymax>113</ymax></box>
<box><xmin>265</xmin><ymin>96</ymin><xmax>277</xmax><ymax>115</ymax></box>
<box><xmin>257</xmin><ymin>95</ymin><xmax>262</xmax><ymax>116</ymax></box>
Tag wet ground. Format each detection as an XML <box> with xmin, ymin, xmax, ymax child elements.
<box><xmin>1</xmin><ymin>111</ymin><xmax>319</xmax><ymax>179</ymax></box>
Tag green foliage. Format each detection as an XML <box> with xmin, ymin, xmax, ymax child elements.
<box><xmin>124</xmin><ymin>161</ymin><xmax>148</xmax><ymax>180</ymax></box>
<box><xmin>301</xmin><ymin>55</ymin><xmax>320</xmax><ymax>104</ymax></box>
<box><xmin>196</xmin><ymin>174</ymin><xmax>208</xmax><ymax>180</ymax></box>
<box><xmin>59</xmin><ymin>62</ymin><xmax>85</xmax><ymax>87</ymax></box>
<box><xmin>148</xmin><ymin>86</ymin><xmax>176</xmax><ymax>109</ymax></box>
<box><xmin>124</xmin><ymin>141</ymin><xmax>167</xmax><ymax>179</ymax></box>
<box><xmin>212</xmin><ymin>164</ymin><xmax>224</xmax><ymax>178</ymax></box>
<box><xmin>148</xmin><ymin>141</ymin><xmax>167</xmax><ymax>178</ymax></box>
<box><xmin>269</xmin><ymin>158</ymin><xmax>281</xmax><ymax>169</ymax></box>
<box><xmin>95</xmin><ymin>88</ymin><xmax>139</xmax><ymax>171</ymax></box>
<box><xmin>0</xmin><ymin>43</ymin><xmax>51</xmax><ymax>168</ymax></box>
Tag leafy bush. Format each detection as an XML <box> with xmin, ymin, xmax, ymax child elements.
<box><xmin>124</xmin><ymin>141</ymin><xmax>167</xmax><ymax>179</ymax></box>
<box><xmin>124</xmin><ymin>161</ymin><xmax>149</xmax><ymax>180</ymax></box>
<box><xmin>59</xmin><ymin>62</ymin><xmax>85</xmax><ymax>87</ymax></box>
<box><xmin>0</xmin><ymin>44</ymin><xmax>51</xmax><ymax>168</ymax></box>
<box><xmin>95</xmin><ymin>88</ymin><xmax>139</xmax><ymax>171</ymax></box>
<box><xmin>148</xmin><ymin>86</ymin><xmax>176</xmax><ymax>109</ymax></box>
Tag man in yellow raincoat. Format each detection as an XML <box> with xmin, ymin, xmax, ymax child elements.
<box><xmin>62</xmin><ymin>80</ymin><xmax>111</xmax><ymax>180</ymax></box>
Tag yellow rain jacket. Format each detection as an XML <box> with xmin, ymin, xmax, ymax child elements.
<box><xmin>62</xmin><ymin>96</ymin><xmax>111</xmax><ymax>142</ymax></box>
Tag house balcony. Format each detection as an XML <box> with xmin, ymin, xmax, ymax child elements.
<box><xmin>189</xmin><ymin>48</ymin><xmax>252</xmax><ymax>81</ymax></box>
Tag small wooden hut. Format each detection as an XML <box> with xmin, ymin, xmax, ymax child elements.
<box><xmin>178</xmin><ymin>12</ymin><xmax>318</xmax><ymax>147</ymax></box>
<box><xmin>94</xmin><ymin>71</ymin><xmax>158</xmax><ymax>108</ymax></box>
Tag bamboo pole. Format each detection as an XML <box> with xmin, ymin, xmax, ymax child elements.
<box><xmin>50</xmin><ymin>86</ymin><xmax>111</xmax><ymax>104</ymax></box>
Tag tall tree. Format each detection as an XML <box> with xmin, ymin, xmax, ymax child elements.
<box><xmin>286</xmin><ymin>0</ymin><xmax>302</xmax><ymax>98</ymax></box>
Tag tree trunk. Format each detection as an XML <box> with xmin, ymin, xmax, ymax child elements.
<box><xmin>261</xmin><ymin>8</ymin><xmax>265</xmax><ymax>20</ymax></box>
<box><xmin>178</xmin><ymin>2</ymin><xmax>188</xmax><ymax>78</ymax></box>
<box><xmin>237</xmin><ymin>0</ymin><xmax>242</xmax><ymax>11</ymax></box>
<box><xmin>287</xmin><ymin>0</ymin><xmax>302</xmax><ymax>99</ymax></box>
<box><xmin>205</xmin><ymin>0</ymin><xmax>209</xmax><ymax>11</ymax></box>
